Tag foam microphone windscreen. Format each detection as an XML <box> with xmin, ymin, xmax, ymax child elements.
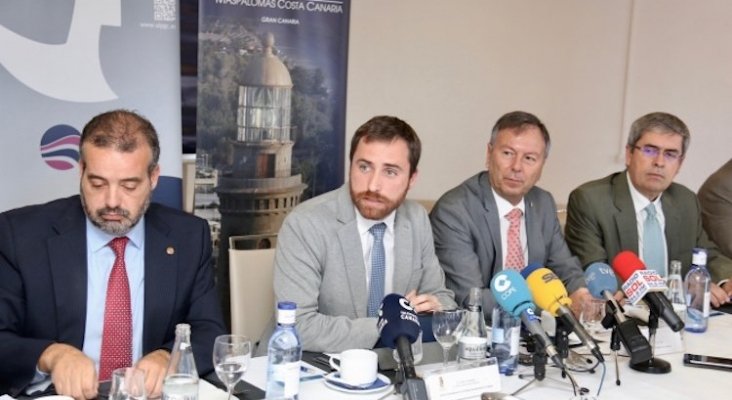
<box><xmin>490</xmin><ymin>269</ymin><xmax>535</xmax><ymax>317</ymax></box>
<box><xmin>585</xmin><ymin>262</ymin><xmax>618</xmax><ymax>299</ymax></box>
<box><xmin>377</xmin><ymin>293</ymin><xmax>421</xmax><ymax>349</ymax></box>
<box><xmin>523</xmin><ymin>266</ymin><xmax>570</xmax><ymax>315</ymax></box>
<box><xmin>612</xmin><ymin>251</ymin><xmax>645</xmax><ymax>281</ymax></box>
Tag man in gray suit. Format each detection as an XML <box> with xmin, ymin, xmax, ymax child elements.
<box><xmin>273</xmin><ymin>116</ymin><xmax>456</xmax><ymax>353</ymax></box>
<box><xmin>566</xmin><ymin>112</ymin><xmax>732</xmax><ymax>307</ymax></box>
<box><xmin>430</xmin><ymin>111</ymin><xmax>590</xmax><ymax>317</ymax></box>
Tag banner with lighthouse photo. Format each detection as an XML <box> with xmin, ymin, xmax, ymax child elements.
<box><xmin>194</xmin><ymin>0</ymin><xmax>350</xmax><ymax>316</ymax></box>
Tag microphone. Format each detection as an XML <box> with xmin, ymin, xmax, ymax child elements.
<box><xmin>585</xmin><ymin>263</ymin><xmax>652</xmax><ymax>365</ymax></box>
<box><xmin>490</xmin><ymin>270</ymin><xmax>565</xmax><ymax>370</ymax></box>
<box><xmin>611</xmin><ymin>251</ymin><xmax>684</xmax><ymax>332</ymax></box>
<box><xmin>521</xmin><ymin>264</ymin><xmax>605</xmax><ymax>362</ymax></box>
<box><xmin>377</xmin><ymin>294</ymin><xmax>428</xmax><ymax>400</ymax></box>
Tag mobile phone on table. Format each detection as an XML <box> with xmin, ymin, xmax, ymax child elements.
<box><xmin>683</xmin><ymin>353</ymin><xmax>732</xmax><ymax>372</ymax></box>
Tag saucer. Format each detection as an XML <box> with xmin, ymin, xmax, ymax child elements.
<box><xmin>323</xmin><ymin>372</ymin><xmax>392</xmax><ymax>394</ymax></box>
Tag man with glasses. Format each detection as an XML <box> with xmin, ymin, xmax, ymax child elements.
<box><xmin>566</xmin><ymin>112</ymin><xmax>732</xmax><ymax>306</ymax></box>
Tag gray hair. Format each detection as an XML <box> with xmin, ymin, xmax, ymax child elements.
<box><xmin>627</xmin><ymin>112</ymin><xmax>690</xmax><ymax>155</ymax></box>
<box><xmin>490</xmin><ymin>111</ymin><xmax>551</xmax><ymax>157</ymax></box>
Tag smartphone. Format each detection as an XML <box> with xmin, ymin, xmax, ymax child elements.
<box><xmin>683</xmin><ymin>353</ymin><xmax>732</xmax><ymax>372</ymax></box>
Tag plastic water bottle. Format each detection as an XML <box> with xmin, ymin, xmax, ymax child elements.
<box><xmin>684</xmin><ymin>248</ymin><xmax>711</xmax><ymax>333</ymax></box>
<box><xmin>666</xmin><ymin>259</ymin><xmax>687</xmax><ymax>325</ymax></box>
<box><xmin>163</xmin><ymin>323</ymin><xmax>199</xmax><ymax>400</ymax></box>
<box><xmin>265</xmin><ymin>301</ymin><xmax>302</xmax><ymax>399</ymax></box>
<box><xmin>457</xmin><ymin>287</ymin><xmax>488</xmax><ymax>362</ymax></box>
<box><xmin>491</xmin><ymin>306</ymin><xmax>520</xmax><ymax>375</ymax></box>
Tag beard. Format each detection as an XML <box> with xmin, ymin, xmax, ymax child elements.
<box><xmin>350</xmin><ymin>187</ymin><xmax>407</xmax><ymax>220</ymax></box>
<box><xmin>81</xmin><ymin>192</ymin><xmax>150</xmax><ymax>236</ymax></box>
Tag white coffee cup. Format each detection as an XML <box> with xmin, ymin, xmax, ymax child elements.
<box><xmin>329</xmin><ymin>349</ymin><xmax>378</xmax><ymax>387</ymax></box>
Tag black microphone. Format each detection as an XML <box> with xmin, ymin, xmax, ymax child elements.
<box><xmin>377</xmin><ymin>294</ymin><xmax>428</xmax><ymax>400</ymax></box>
<box><xmin>585</xmin><ymin>262</ymin><xmax>652</xmax><ymax>365</ymax></box>
<box><xmin>612</xmin><ymin>252</ymin><xmax>684</xmax><ymax>332</ymax></box>
<box><xmin>490</xmin><ymin>270</ymin><xmax>566</xmax><ymax>370</ymax></box>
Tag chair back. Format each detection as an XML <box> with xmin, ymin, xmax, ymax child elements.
<box><xmin>228</xmin><ymin>237</ymin><xmax>276</xmax><ymax>344</ymax></box>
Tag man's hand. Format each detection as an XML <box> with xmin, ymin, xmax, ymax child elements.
<box><xmin>38</xmin><ymin>343</ymin><xmax>98</xmax><ymax>400</ymax></box>
<box><xmin>568</xmin><ymin>287</ymin><xmax>593</xmax><ymax>318</ymax></box>
<box><xmin>135</xmin><ymin>349</ymin><xmax>170</xmax><ymax>398</ymax></box>
<box><xmin>710</xmin><ymin>282</ymin><xmax>730</xmax><ymax>308</ymax></box>
<box><xmin>405</xmin><ymin>290</ymin><xmax>443</xmax><ymax>313</ymax></box>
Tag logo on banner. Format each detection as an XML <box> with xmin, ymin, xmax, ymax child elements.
<box><xmin>0</xmin><ymin>0</ymin><xmax>121</xmax><ymax>102</ymax></box>
<box><xmin>40</xmin><ymin>125</ymin><xmax>81</xmax><ymax>171</ymax></box>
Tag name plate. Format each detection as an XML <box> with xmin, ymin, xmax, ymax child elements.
<box><xmin>423</xmin><ymin>358</ymin><xmax>502</xmax><ymax>400</ymax></box>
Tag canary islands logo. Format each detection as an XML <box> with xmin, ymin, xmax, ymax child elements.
<box><xmin>40</xmin><ymin>125</ymin><xmax>81</xmax><ymax>171</ymax></box>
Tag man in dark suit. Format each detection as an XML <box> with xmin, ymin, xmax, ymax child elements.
<box><xmin>566</xmin><ymin>112</ymin><xmax>732</xmax><ymax>307</ymax></box>
<box><xmin>0</xmin><ymin>110</ymin><xmax>226</xmax><ymax>398</ymax></box>
<box><xmin>430</xmin><ymin>111</ymin><xmax>590</xmax><ymax>317</ymax></box>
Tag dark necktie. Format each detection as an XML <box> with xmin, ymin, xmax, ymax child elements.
<box><xmin>367</xmin><ymin>223</ymin><xmax>386</xmax><ymax>317</ymax></box>
<box><xmin>99</xmin><ymin>236</ymin><xmax>132</xmax><ymax>380</ymax></box>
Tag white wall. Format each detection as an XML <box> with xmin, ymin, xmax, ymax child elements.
<box><xmin>345</xmin><ymin>0</ymin><xmax>732</xmax><ymax>205</ymax></box>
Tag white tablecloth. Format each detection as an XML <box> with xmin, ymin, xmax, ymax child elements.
<box><xmin>239</xmin><ymin>314</ymin><xmax>731</xmax><ymax>399</ymax></box>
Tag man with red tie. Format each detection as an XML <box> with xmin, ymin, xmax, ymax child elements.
<box><xmin>430</xmin><ymin>111</ymin><xmax>590</xmax><ymax>319</ymax></box>
<box><xmin>0</xmin><ymin>110</ymin><xmax>225</xmax><ymax>398</ymax></box>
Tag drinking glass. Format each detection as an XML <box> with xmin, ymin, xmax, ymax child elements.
<box><xmin>110</xmin><ymin>367</ymin><xmax>146</xmax><ymax>400</ymax></box>
<box><xmin>213</xmin><ymin>334</ymin><xmax>252</xmax><ymax>400</ymax></box>
<box><xmin>432</xmin><ymin>309</ymin><xmax>464</xmax><ymax>366</ymax></box>
<box><xmin>580</xmin><ymin>299</ymin><xmax>606</xmax><ymax>336</ymax></box>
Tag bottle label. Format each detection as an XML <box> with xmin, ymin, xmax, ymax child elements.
<box><xmin>272</xmin><ymin>361</ymin><xmax>300</xmax><ymax>397</ymax></box>
<box><xmin>703</xmin><ymin>292</ymin><xmax>711</xmax><ymax>317</ymax></box>
<box><xmin>492</xmin><ymin>328</ymin><xmax>505</xmax><ymax>344</ymax></box>
<box><xmin>508</xmin><ymin>326</ymin><xmax>520</xmax><ymax>356</ymax></box>
<box><xmin>459</xmin><ymin>336</ymin><xmax>488</xmax><ymax>359</ymax></box>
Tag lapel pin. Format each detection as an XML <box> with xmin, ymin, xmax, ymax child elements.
<box><xmin>166</xmin><ymin>246</ymin><xmax>175</xmax><ymax>255</ymax></box>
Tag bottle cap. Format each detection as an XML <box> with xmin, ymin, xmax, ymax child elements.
<box><xmin>692</xmin><ymin>248</ymin><xmax>707</xmax><ymax>266</ymax></box>
<box><xmin>277</xmin><ymin>301</ymin><xmax>297</xmax><ymax>324</ymax></box>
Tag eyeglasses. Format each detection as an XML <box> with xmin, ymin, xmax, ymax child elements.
<box><xmin>633</xmin><ymin>145</ymin><xmax>682</xmax><ymax>162</ymax></box>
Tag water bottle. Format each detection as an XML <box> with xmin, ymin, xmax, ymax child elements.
<box><xmin>491</xmin><ymin>306</ymin><xmax>520</xmax><ymax>375</ymax></box>
<box><xmin>162</xmin><ymin>323</ymin><xmax>199</xmax><ymax>400</ymax></box>
<box><xmin>684</xmin><ymin>248</ymin><xmax>711</xmax><ymax>333</ymax></box>
<box><xmin>457</xmin><ymin>287</ymin><xmax>488</xmax><ymax>362</ymax></box>
<box><xmin>666</xmin><ymin>259</ymin><xmax>687</xmax><ymax>325</ymax></box>
<box><xmin>265</xmin><ymin>301</ymin><xmax>302</xmax><ymax>399</ymax></box>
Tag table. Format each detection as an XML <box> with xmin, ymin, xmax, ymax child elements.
<box><xmin>239</xmin><ymin>314</ymin><xmax>730</xmax><ymax>399</ymax></box>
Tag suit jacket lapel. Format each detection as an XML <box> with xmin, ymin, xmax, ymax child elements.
<box><xmin>143</xmin><ymin>209</ymin><xmax>177</xmax><ymax>352</ymax></box>
<box><xmin>480</xmin><ymin>173</ymin><xmax>503</xmax><ymax>277</ymax></box>
<box><xmin>661</xmin><ymin>193</ymin><xmax>680</xmax><ymax>258</ymax></box>
<box><xmin>48</xmin><ymin>200</ymin><xmax>87</xmax><ymax>346</ymax></box>
<box><xmin>392</xmin><ymin>205</ymin><xmax>413</xmax><ymax>294</ymax></box>
<box><xmin>335</xmin><ymin>187</ymin><xmax>369</xmax><ymax>318</ymax></box>
<box><xmin>524</xmin><ymin>192</ymin><xmax>544</xmax><ymax>265</ymax></box>
<box><xmin>612</xmin><ymin>172</ymin><xmax>640</xmax><ymax>253</ymax></box>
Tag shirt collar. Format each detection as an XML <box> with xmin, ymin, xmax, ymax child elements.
<box><xmin>355</xmin><ymin>206</ymin><xmax>396</xmax><ymax>236</ymax></box>
<box><xmin>491</xmin><ymin>188</ymin><xmax>526</xmax><ymax>218</ymax></box>
<box><xmin>626</xmin><ymin>172</ymin><xmax>662</xmax><ymax>214</ymax></box>
<box><xmin>86</xmin><ymin>216</ymin><xmax>145</xmax><ymax>253</ymax></box>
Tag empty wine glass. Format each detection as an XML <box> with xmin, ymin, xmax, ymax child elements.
<box><xmin>432</xmin><ymin>309</ymin><xmax>464</xmax><ymax>367</ymax></box>
<box><xmin>110</xmin><ymin>367</ymin><xmax>146</xmax><ymax>400</ymax></box>
<box><xmin>213</xmin><ymin>334</ymin><xmax>252</xmax><ymax>400</ymax></box>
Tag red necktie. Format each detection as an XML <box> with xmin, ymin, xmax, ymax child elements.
<box><xmin>505</xmin><ymin>208</ymin><xmax>525</xmax><ymax>270</ymax></box>
<box><xmin>99</xmin><ymin>236</ymin><xmax>132</xmax><ymax>380</ymax></box>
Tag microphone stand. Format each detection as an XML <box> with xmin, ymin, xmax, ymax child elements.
<box><xmin>600</xmin><ymin>303</ymin><xmax>622</xmax><ymax>385</ymax></box>
<box><xmin>554</xmin><ymin>320</ymin><xmax>571</xmax><ymax>378</ymax></box>
<box><xmin>629</xmin><ymin>311</ymin><xmax>671</xmax><ymax>374</ymax></box>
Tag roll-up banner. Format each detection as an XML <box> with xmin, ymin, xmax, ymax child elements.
<box><xmin>0</xmin><ymin>0</ymin><xmax>183</xmax><ymax>212</ymax></box>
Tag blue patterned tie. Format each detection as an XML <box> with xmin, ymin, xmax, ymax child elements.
<box><xmin>367</xmin><ymin>223</ymin><xmax>387</xmax><ymax>317</ymax></box>
<box><xmin>643</xmin><ymin>204</ymin><xmax>666</xmax><ymax>276</ymax></box>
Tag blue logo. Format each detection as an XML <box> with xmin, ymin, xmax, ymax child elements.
<box><xmin>40</xmin><ymin>124</ymin><xmax>81</xmax><ymax>171</ymax></box>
